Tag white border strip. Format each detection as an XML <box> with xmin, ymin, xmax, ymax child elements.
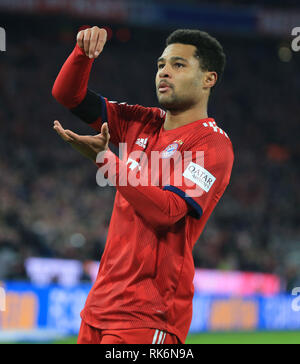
<box><xmin>152</xmin><ymin>329</ymin><xmax>159</xmax><ymax>344</ymax></box>
<box><xmin>157</xmin><ymin>330</ymin><xmax>164</xmax><ymax>344</ymax></box>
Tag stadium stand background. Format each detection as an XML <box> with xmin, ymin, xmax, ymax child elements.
<box><xmin>0</xmin><ymin>5</ymin><xmax>300</xmax><ymax>292</ymax></box>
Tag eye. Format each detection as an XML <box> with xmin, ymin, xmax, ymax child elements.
<box><xmin>174</xmin><ymin>63</ymin><xmax>184</xmax><ymax>68</ymax></box>
<box><xmin>158</xmin><ymin>64</ymin><xmax>165</xmax><ymax>69</ymax></box>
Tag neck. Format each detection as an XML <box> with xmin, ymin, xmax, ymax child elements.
<box><xmin>163</xmin><ymin>101</ymin><xmax>208</xmax><ymax>131</ymax></box>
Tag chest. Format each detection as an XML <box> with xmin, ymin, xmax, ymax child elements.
<box><xmin>124</xmin><ymin>127</ymin><xmax>187</xmax><ymax>165</ymax></box>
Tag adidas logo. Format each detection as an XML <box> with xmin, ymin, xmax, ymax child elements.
<box><xmin>135</xmin><ymin>137</ymin><xmax>148</xmax><ymax>149</ymax></box>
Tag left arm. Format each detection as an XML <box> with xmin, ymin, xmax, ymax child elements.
<box><xmin>53</xmin><ymin>120</ymin><xmax>190</xmax><ymax>229</ymax></box>
<box><xmin>96</xmin><ymin>148</ymin><xmax>190</xmax><ymax>229</ymax></box>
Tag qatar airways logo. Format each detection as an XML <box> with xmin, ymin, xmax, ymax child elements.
<box><xmin>96</xmin><ymin>143</ymin><xmax>211</xmax><ymax>198</ymax></box>
<box><xmin>183</xmin><ymin>162</ymin><xmax>216</xmax><ymax>193</ymax></box>
<box><xmin>0</xmin><ymin>27</ymin><xmax>6</xmax><ymax>52</ymax></box>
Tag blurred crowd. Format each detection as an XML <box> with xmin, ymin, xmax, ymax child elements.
<box><xmin>162</xmin><ymin>0</ymin><xmax>300</xmax><ymax>8</ymax></box>
<box><xmin>0</xmin><ymin>14</ymin><xmax>299</xmax><ymax>291</ymax></box>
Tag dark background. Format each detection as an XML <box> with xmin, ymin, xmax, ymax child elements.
<box><xmin>0</xmin><ymin>0</ymin><xmax>300</xmax><ymax>291</ymax></box>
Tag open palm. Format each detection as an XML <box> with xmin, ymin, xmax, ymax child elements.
<box><xmin>53</xmin><ymin>120</ymin><xmax>110</xmax><ymax>161</ymax></box>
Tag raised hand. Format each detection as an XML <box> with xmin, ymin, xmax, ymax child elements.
<box><xmin>77</xmin><ymin>26</ymin><xmax>107</xmax><ymax>59</ymax></box>
<box><xmin>53</xmin><ymin>120</ymin><xmax>110</xmax><ymax>161</ymax></box>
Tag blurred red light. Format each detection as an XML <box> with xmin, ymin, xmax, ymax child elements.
<box><xmin>116</xmin><ymin>28</ymin><xmax>131</xmax><ymax>43</ymax></box>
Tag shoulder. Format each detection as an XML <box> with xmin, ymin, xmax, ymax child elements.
<box><xmin>105</xmin><ymin>98</ymin><xmax>166</xmax><ymax>123</ymax></box>
<box><xmin>185</xmin><ymin>120</ymin><xmax>234</xmax><ymax>173</ymax></box>
<box><xmin>186</xmin><ymin>119</ymin><xmax>233</xmax><ymax>151</ymax></box>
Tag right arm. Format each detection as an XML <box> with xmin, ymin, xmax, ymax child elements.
<box><xmin>52</xmin><ymin>26</ymin><xmax>107</xmax><ymax>121</ymax></box>
<box><xmin>52</xmin><ymin>26</ymin><xmax>166</xmax><ymax>146</ymax></box>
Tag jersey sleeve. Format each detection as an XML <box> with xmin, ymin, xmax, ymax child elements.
<box><xmin>163</xmin><ymin>132</ymin><xmax>234</xmax><ymax>219</ymax></box>
<box><xmin>87</xmin><ymin>97</ymin><xmax>165</xmax><ymax>147</ymax></box>
<box><xmin>95</xmin><ymin>149</ymin><xmax>190</xmax><ymax>230</ymax></box>
<box><xmin>51</xmin><ymin>34</ymin><xmax>165</xmax><ymax>147</ymax></box>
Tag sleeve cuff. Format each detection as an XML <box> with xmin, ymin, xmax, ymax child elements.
<box><xmin>74</xmin><ymin>42</ymin><xmax>93</xmax><ymax>59</ymax></box>
<box><xmin>70</xmin><ymin>91</ymin><xmax>107</xmax><ymax>124</ymax></box>
<box><xmin>163</xmin><ymin>185</ymin><xmax>203</xmax><ymax>219</ymax></box>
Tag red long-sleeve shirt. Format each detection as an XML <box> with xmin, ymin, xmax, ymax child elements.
<box><xmin>52</xmin><ymin>41</ymin><xmax>234</xmax><ymax>343</ymax></box>
<box><xmin>52</xmin><ymin>43</ymin><xmax>190</xmax><ymax>226</ymax></box>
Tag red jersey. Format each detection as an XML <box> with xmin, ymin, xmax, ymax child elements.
<box><xmin>80</xmin><ymin>98</ymin><xmax>234</xmax><ymax>344</ymax></box>
<box><xmin>52</xmin><ymin>42</ymin><xmax>234</xmax><ymax>344</ymax></box>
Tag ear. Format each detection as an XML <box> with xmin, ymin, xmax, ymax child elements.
<box><xmin>203</xmin><ymin>71</ymin><xmax>217</xmax><ymax>89</ymax></box>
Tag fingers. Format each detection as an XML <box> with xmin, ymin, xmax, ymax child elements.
<box><xmin>53</xmin><ymin>120</ymin><xmax>73</xmax><ymax>142</ymax></box>
<box><xmin>64</xmin><ymin>130</ymin><xmax>92</xmax><ymax>144</ymax></box>
<box><xmin>94</xmin><ymin>29</ymin><xmax>107</xmax><ymax>58</ymax></box>
<box><xmin>77</xmin><ymin>26</ymin><xmax>107</xmax><ymax>59</ymax></box>
<box><xmin>88</xmin><ymin>28</ymin><xmax>100</xmax><ymax>58</ymax></box>
<box><xmin>54</xmin><ymin>121</ymin><xmax>88</xmax><ymax>145</ymax></box>
<box><xmin>65</xmin><ymin>130</ymin><xmax>97</xmax><ymax>147</ymax></box>
<box><xmin>83</xmin><ymin>28</ymin><xmax>91</xmax><ymax>57</ymax></box>
<box><xmin>77</xmin><ymin>30</ymin><xmax>84</xmax><ymax>50</ymax></box>
<box><xmin>64</xmin><ymin>129</ymin><xmax>81</xmax><ymax>141</ymax></box>
<box><xmin>101</xmin><ymin>122</ymin><xmax>110</xmax><ymax>140</ymax></box>
<box><xmin>54</xmin><ymin>120</ymin><xmax>110</xmax><ymax>158</ymax></box>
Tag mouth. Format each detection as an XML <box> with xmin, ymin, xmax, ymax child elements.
<box><xmin>158</xmin><ymin>87</ymin><xmax>171</xmax><ymax>93</ymax></box>
<box><xmin>158</xmin><ymin>82</ymin><xmax>173</xmax><ymax>93</ymax></box>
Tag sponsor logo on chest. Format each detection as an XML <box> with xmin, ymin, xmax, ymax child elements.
<box><xmin>161</xmin><ymin>140</ymin><xmax>184</xmax><ymax>159</ymax></box>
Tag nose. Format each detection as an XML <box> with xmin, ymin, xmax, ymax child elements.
<box><xmin>158</xmin><ymin>64</ymin><xmax>172</xmax><ymax>79</ymax></box>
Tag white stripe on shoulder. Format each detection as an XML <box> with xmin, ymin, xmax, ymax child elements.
<box><xmin>161</xmin><ymin>332</ymin><xmax>167</xmax><ymax>344</ymax></box>
<box><xmin>160</xmin><ymin>109</ymin><xmax>166</xmax><ymax>118</ymax></box>
<box><xmin>157</xmin><ymin>330</ymin><xmax>164</xmax><ymax>344</ymax></box>
<box><xmin>152</xmin><ymin>329</ymin><xmax>159</xmax><ymax>344</ymax></box>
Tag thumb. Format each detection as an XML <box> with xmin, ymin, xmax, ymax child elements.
<box><xmin>101</xmin><ymin>122</ymin><xmax>110</xmax><ymax>140</ymax></box>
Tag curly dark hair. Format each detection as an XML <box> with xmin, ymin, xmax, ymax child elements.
<box><xmin>166</xmin><ymin>29</ymin><xmax>226</xmax><ymax>86</ymax></box>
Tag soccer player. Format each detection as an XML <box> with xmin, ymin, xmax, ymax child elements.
<box><xmin>52</xmin><ymin>26</ymin><xmax>234</xmax><ymax>344</ymax></box>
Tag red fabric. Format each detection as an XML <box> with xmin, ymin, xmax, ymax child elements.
<box><xmin>89</xmin><ymin>99</ymin><xmax>167</xmax><ymax>147</ymax></box>
<box><xmin>52</xmin><ymin>43</ymin><xmax>94</xmax><ymax>108</ymax></box>
<box><xmin>52</xmin><ymin>44</ymin><xmax>234</xmax><ymax>344</ymax></box>
<box><xmin>78</xmin><ymin>321</ymin><xmax>180</xmax><ymax>344</ymax></box>
<box><xmin>96</xmin><ymin>149</ymin><xmax>189</xmax><ymax>229</ymax></box>
<box><xmin>82</xmin><ymin>101</ymin><xmax>234</xmax><ymax>344</ymax></box>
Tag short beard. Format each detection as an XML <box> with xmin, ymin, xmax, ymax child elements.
<box><xmin>157</xmin><ymin>93</ymin><xmax>195</xmax><ymax>113</ymax></box>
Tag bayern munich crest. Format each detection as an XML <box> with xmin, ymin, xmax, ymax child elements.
<box><xmin>161</xmin><ymin>142</ymin><xmax>179</xmax><ymax>159</ymax></box>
